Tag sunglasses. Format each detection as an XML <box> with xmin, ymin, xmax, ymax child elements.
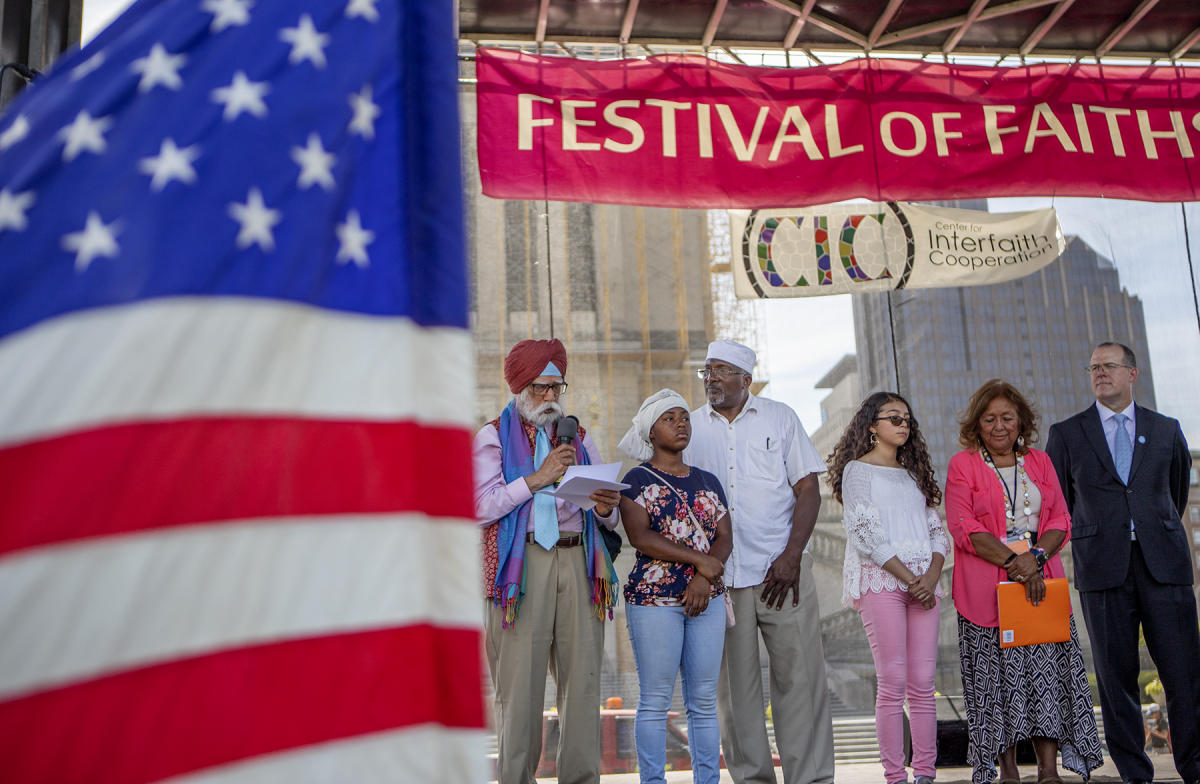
<box><xmin>875</xmin><ymin>415</ymin><xmax>913</xmax><ymax>427</ymax></box>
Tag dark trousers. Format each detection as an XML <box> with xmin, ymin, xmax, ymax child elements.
<box><xmin>1079</xmin><ymin>542</ymin><xmax>1200</xmax><ymax>782</ymax></box>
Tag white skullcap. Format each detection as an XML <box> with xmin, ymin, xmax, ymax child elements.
<box><xmin>706</xmin><ymin>340</ymin><xmax>756</xmax><ymax>374</ymax></box>
<box><xmin>618</xmin><ymin>389</ymin><xmax>690</xmax><ymax>461</ymax></box>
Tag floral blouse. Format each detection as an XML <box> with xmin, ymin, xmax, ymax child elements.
<box><xmin>620</xmin><ymin>463</ymin><xmax>728</xmax><ymax>606</ymax></box>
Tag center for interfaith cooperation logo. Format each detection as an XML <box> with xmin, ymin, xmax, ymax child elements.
<box><xmin>740</xmin><ymin>203</ymin><xmax>915</xmax><ymax>297</ymax></box>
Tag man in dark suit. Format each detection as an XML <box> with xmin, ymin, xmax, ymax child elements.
<box><xmin>1047</xmin><ymin>341</ymin><xmax>1197</xmax><ymax>784</ymax></box>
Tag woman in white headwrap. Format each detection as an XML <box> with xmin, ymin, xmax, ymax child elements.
<box><xmin>617</xmin><ymin>389</ymin><xmax>733</xmax><ymax>784</ymax></box>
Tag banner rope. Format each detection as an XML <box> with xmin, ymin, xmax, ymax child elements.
<box><xmin>1182</xmin><ymin>203</ymin><xmax>1200</xmax><ymax>337</ymax></box>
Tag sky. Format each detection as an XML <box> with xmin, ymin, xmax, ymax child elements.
<box><xmin>82</xmin><ymin>0</ymin><xmax>127</xmax><ymax>41</ymax></box>
<box><xmin>762</xmin><ymin>200</ymin><xmax>1200</xmax><ymax>445</ymax></box>
<box><xmin>80</xmin><ymin>2</ymin><xmax>1200</xmax><ymax>444</ymax></box>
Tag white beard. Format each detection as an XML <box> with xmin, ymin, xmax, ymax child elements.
<box><xmin>516</xmin><ymin>390</ymin><xmax>563</xmax><ymax>429</ymax></box>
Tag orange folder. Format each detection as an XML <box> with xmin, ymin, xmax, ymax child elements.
<box><xmin>1007</xmin><ymin>538</ymin><xmax>1030</xmax><ymax>555</ymax></box>
<box><xmin>997</xmin><ymin>577</ymin><xmax>1071</xmax><ymax>648</ymax></box>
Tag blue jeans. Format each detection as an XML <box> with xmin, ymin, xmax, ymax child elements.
<box><xmin>625</xmin><ymin>600</ymin><xmax>726</xmax><ymax>784</ymax></box>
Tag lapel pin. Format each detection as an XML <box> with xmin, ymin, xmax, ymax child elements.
<box><xmin>1137</xmin><ymin>435</ymin><xmax>1146</xmax><ymax>444</ymax></box>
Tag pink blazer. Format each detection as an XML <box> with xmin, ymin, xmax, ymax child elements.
<box><xmin>945</xmin><ymin>447</ymin><xmax>1071</xmax><ymax>627</ymax></box>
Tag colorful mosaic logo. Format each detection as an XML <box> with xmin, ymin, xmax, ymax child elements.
<box><xmin>740</xmin><ymin>203</ymin><xmax>914</xmax><ymax>298</ymax></box>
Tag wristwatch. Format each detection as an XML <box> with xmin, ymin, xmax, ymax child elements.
<box><xmin>1030</xmin><ymin>546</ymin><xmax>1048</xmax><ymax>569</ymax></box>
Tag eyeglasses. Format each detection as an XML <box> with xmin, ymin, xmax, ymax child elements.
<box><xmin>696</xmin><ymin>367</ymin><xmax>745</xmax><ymax>380</ymax></box>
<box><xmin>528</xmin><ymin>382</ymin><xmax>568</xmax><ymax>396</ymax></box>
<box><xmin>875</xmin><ymin>415</ymin><xmax>913</xmax><ymax>427</ymax></box>
<box><xmin>1086</xmin><ymin>362</ymin><xmax>1132</xmax><ymax>375</ymax></box>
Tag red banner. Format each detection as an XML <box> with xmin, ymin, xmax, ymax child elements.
<box><xmin>475</xmin><ymin>48</ymin><xmax>1200</xmax><ymax>208</ymax></box>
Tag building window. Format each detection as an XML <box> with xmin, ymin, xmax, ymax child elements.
<box><xmin>565</xmin><ymin>203</ymin><xmax>596</xmax><ymax>310</ymax></box>
<box><xmin>504</xmin><ymin>201</ymin><xmax>535</xmax><ymax>313</ymax></box>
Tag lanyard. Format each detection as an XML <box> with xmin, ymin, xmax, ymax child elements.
<box><xmin>980</xmin><ymin>448</ymin><xmax>1027</xmax><ymax>539</ymax></box>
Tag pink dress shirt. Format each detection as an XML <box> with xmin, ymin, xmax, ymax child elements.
<box><xmin>472</xmin><ymin>423</ymin><xmax>616</xmax><ymax>534</ymax></box>
<box><xmin>945</xmin><ymin>447</ymin><xmax>1071</xmax><ymax>627</ymax></box>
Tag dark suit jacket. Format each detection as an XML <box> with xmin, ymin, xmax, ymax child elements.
<box><xmin>1046</xmin><ymin>403</ymin><xmax>1191</xmax><ymax>592</ymax></box>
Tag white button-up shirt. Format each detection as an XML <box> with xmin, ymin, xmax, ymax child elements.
<box><xmin>684</xmin><ymin>393</ymin><xmax>826</xmax><ymax>588</ymax></box>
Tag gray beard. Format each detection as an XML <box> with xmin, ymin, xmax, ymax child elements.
<box><xmin>516</xmin><ymin>392</ymin><xmax>563</xmax><ymax>429</ymax></box>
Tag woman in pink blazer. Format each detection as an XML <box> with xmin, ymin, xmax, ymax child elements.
<box><xmin>946</xmin><ymin>379</ymin><xmax>1101</xmax><ymax>784</ymax></box>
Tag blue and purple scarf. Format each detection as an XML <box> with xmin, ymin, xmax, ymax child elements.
<box><xmin>493</xmin><ymin>398</ymin><xmax>617</xmax><ymax>627</ymax></box>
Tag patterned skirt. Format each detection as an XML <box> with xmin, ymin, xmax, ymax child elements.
<box><xmin>957</xmin><ymin>614</ymin><xmax>1104</xmax><ymax>784</ymax></box>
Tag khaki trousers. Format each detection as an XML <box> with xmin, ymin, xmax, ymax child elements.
<box><xmin>485</xmin><ymin>542</ymin><xmax>605</xmax><ymax>784</ymax></box>
<box><xmin>718</xmin><ymin>555</ymin><xmax>835</xmax><ymax>784</ymax></box>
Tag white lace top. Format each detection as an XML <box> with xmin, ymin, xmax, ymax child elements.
<box><xmin>841</xmin><ymin>460</ymin><xmax>949</xmax><ymax>605</ymax></box>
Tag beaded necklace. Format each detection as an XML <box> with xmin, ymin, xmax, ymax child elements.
<box><xmin>981</xmin><ymin>447</ymin><xmax>1032</xmax><ymax>541</ymax></box>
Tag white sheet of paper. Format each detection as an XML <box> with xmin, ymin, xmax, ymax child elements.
<box><xmin>537</xmin><ymin>462</ymin><xmax>629</xmax><ymax>510</ymax></box>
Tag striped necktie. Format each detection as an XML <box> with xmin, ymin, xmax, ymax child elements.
<box><xmin>1112</xmin><ymin>412</ymin><xmax>1132</xmax><ymax>484</ymax></box>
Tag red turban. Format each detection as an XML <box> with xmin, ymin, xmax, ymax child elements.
<box><xmin>504</xmin><ymin>338</ymin><xmax>567</xmax><ymax>394</ymax></box>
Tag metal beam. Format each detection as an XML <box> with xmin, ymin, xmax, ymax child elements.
<box><xmin>722</xmin><ymin>46</ymin><xmax>747</xmax><ymax>65</ymax></box>
<box><xmin>1019</xmin><ymin>0</ymin><xmax>1075</xmax><ymax>55</ymax></box>
<box><xmin>462</xmin><ymin>33</ymin><xmax>1200</xmax><ymax>65</ymax></box>
<box><xmin>781</xmin><ymin>0</ymin><xmax>818</xmax><ymax>49</ymax></box>
<box><xmin>702</xmin><ymin>0</ymin><xmax>729</xmax><ymax>49</ymax></box>
<box><xmin>534</xmin><ymin>0</ymin><xmax>550</xmax><ymax>45</ymax></box>
<box><xmin>876</xmin><ymin>0</ymin><xmax>1060</xmax><ymax>49</ymax></box>
<box><xmin>783</xmin><ymin>16</ymin><xmax>805</xmax><ymax>49</ymax></box>
<box><xmin>1170</xmin><ymin>25</ymin><xmax>1200</xmax><ymax>61</ymax></box>
<box><xmin>942</xmin><ymin>0</ymin><xmax>991</xmax><ymax>54</ymax></box>
<box><xmin>1096</xmin><ymin>0</ymin><xmax>1159</xmax><ymax>57</ymax></box>
<box><xmin>869</xmin><ymin>0</ymin><xmax>906</xmax><ymax>48</ymax></box>
<box><xmin>619</xmin><ymin>0</ymin><xmax>640</xmax><ymax>45</ymax></box>
<box><xmin>760</xmin><ymin>0</ymin><xmax>868</xmax><ymax>48</ymax></box>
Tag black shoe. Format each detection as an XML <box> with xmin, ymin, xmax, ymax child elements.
<box><xmin>1120</xmin><ymin>779</ymin><xmax>1151</xmax><ymax>784</ymax></box>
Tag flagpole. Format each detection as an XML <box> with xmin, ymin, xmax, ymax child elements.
<box><xmin>543</xmin><ymin>197</ymin><xmax>555</xmax><ymax>339</ymax></box>
<box><xmin>1182</xmin><ymin>202</ymin><xmax>1200</xmax><ymax>337</ymax></box>
<box><xmin>886</xmin><ymin>290</ymin><xmax>902</xmax><ymax>395</ymax></box>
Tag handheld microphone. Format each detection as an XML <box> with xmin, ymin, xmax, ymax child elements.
<box><xmin>555</xmin><ymin>415</ymin><xmax>579</xmax><ymax>447</ymax></box>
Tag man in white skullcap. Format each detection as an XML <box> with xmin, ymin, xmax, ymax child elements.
<box><xmin>684</xmin><ymin>339</ymin><xmax>834</xmax><ymax>784</ymax></box>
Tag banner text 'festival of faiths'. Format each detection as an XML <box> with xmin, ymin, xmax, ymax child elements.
<box><xmin>476</xmin><ymin>50</ymin><xmax>1200</xmax><ymax>208</ymax></box>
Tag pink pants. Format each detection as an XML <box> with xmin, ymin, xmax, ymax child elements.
<box><xmin>855</xmin><ymin>589</ymin><xmax>940</xmax><ymax>783</ymax></box>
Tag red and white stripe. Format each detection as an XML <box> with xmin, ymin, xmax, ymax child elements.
<box><xmin>0</xmin><ymin>299</ymin><xmax>486</xmax><ymax>782</ymax></box>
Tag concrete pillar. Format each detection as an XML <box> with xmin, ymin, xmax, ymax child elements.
<box><xmin>0</xmin><ymin>0</ymin><xmax>81</xmax><ymax>107</ymax></box>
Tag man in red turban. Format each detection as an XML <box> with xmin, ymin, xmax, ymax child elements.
<box><xmin>503</xmin><ymin>338</ymin><xmax>568</xmax><ymax>395</ymax></box>
<box><xmin>474</xmin><ymin>338</ymin><xmax>621</xmax><ymax>784</ymax></box>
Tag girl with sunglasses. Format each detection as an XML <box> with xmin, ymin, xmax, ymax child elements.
<box><xmin>827</xmin><ymin>392</ymin><xmax>947</xmax><ymax>784</ymax></box>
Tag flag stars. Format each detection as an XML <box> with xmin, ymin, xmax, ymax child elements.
<box><xmin>203</xmin><ymin>0</ymin><xmax>253</xmax><ymax>32</ymax></box>
<box><xmin>228</xmin><ymin>188</ymin><xmax>281</xmax><ymax>251</ymax></box>
<box><xmin>211</xmin><ymin>71</ymin><xmax>269</xmax><ymax>121</ymax></box>
<box><xmin>58</xmin><ymin>111</ymin><xmax>113</xmax><ymax>161</ymax></box>
<box><xmin>280</xmin><ymin>15</ymin><xmax>330</xmax><ymax>69</ymax></box>
<box><xmin>139</xmin><ymin>139</ymin><xmax>200</xmax><ymax>191</ymax></box>
<box><xmin>62</xmin><ymin>211</ymin><xmax>120</xmax><ymax>271</ymax></box>
<box><xmin>130</xmin><ymin>44</ymin><xmax>186</xmax><ymax>92</ymax></box>
<box><xmin>291</xmin><ymin>133</ymin><xmax>335</xmax><ymax>190</ymax></box>
<box><xmin>336</xmin><ymin>210</ymin><xmax>375</xmax><ymax>268</ymax></box>
<box><xmin>0</xmin><ymin>188</ymin><xmax>35</xmax><ymax>233</ymax></box>
<box><xmin>345</xmin><ymin>0</ymin><xmax>380</xmax><ymax>23</ymax></box>
<box><xmin>0</xmin><ymin>115</ymin><xmax>30</xmax><ymax>151</ymax></box>
<box><xmin>348</xmin><ymin>85</ymin><xmax>379</xmax><ymax>140</ymax></box>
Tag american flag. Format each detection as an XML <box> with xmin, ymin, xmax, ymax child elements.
<box><xmin>0</xmin><ymin>1</ymin><xmax>485</xmax><ymax>782</ymax></box>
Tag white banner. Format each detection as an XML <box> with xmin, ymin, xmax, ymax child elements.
<box><xmin>732</xmin><ymin>202</ymin><xmax>1065</xmax><ymax>299</ymax></box>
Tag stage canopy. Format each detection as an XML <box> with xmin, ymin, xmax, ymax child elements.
<box><xmin>458</xmin><ymin>0</ymin><xmax>1200</xmax><ymax>64</ymax></box>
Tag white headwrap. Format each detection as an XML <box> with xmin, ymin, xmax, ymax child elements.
<box><xmin>618</xmin><ymin>389</ymin><xmax>691</xmax><ymax>461</ymax></box>
<box><xmin>706</xmin><ymin>339</ymin><xmax>756</xmax><ymax>374</ymax></box>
